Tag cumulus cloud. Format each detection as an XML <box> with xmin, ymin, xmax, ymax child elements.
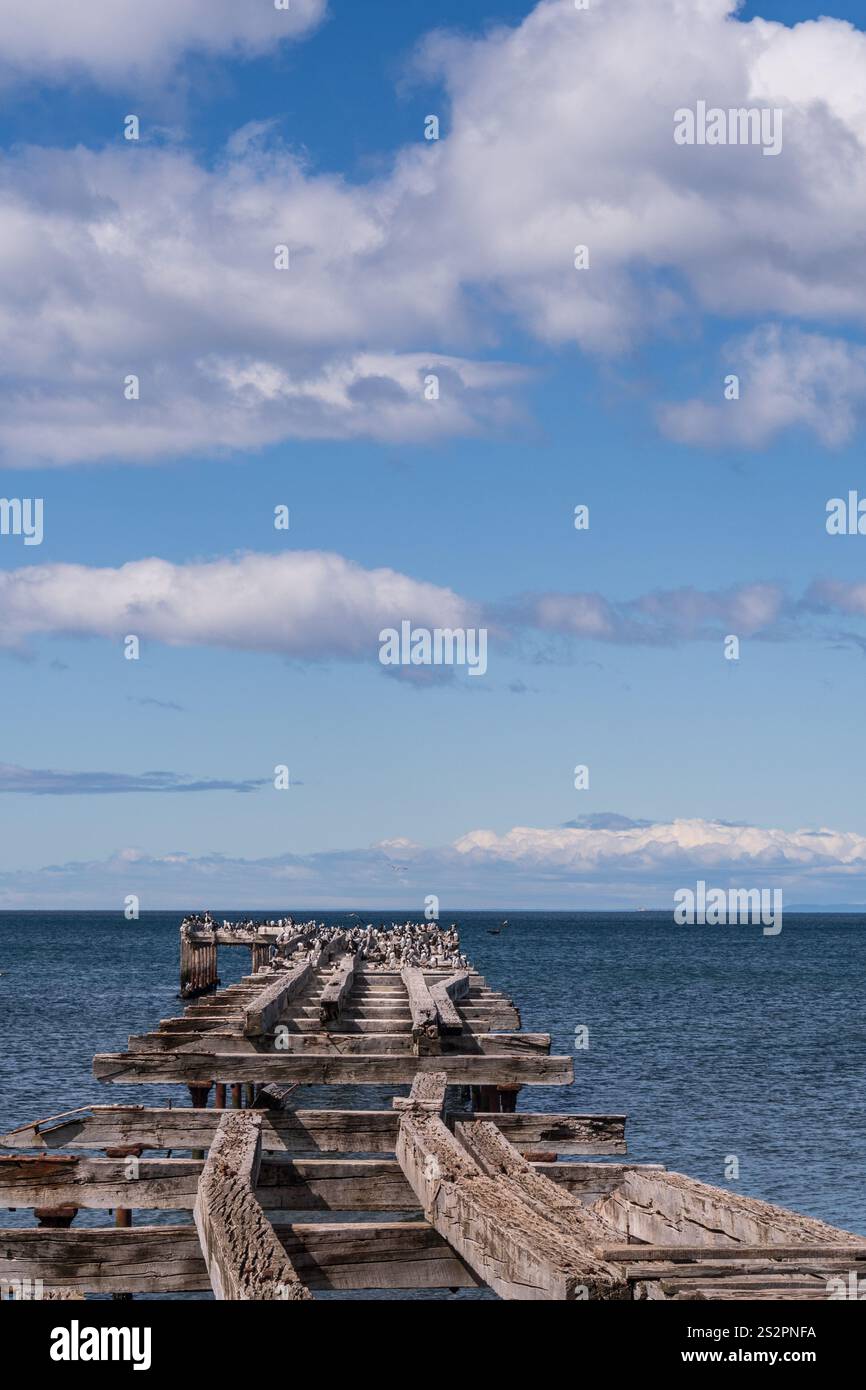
<box><xmin>0</xmin><ymin>0</ymin><xmax>326</xmax><ymax>86</ymax></box>
<box><xmin>0</xmin><ymin>550</ymin><xmax>477</xmax><ymax>658</ymax></box>
<box><xmin>5</xmin><ymin>554</ymin><xmax>866</xmax><ymax>661</ymax></box>
<box><xmin>0</xmin><ymin>140</ymin><xmax>526</xmax><ymax>463</ymax></box>
<box><xmin>0</xmin><ymin>765</ymin><xmax>265</xmax><ymax>794</ymax></box>
<box><xmin>407</xmin><ymin>0</ymin><xmax>866</xmax><ymax>346</ymax></box>
<box><xmin>3</xmin><ymin>1</ymin><xmax>866</xmax><ymax>459</ymax></box>
<box><xmin>659</xmin><ymin>326</ymin><xmax>866</xmax><ymax>446</ymax></box>
<box><xmin>451</xmin><ymin>819</ymin><xmax>866</xmax><ymax>878</ymax></box>
<box><xmin>2</xmin><ymin>817</ymin><xmax>865</xmax><ymax>908</ymax></box>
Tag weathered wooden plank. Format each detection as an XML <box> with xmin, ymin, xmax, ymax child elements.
<box><xmin>0</xmin><ymin>1154</ymin><xmax>202</xmax><ymax>1209</ymax></box>
<box><xmin>160</xmin><ymin>1015</ymin><xmax>244</xmax><ymax>1033</ymax></box>
<box><xmin>0</xmin><ymin>1152</ymin><xmax>422</xmax><ymax>1213</ymax></box>
<box><xmin>242</xmin><ymin>961</ymin><xmax>313</xmax><ymax>1036</ymax></box>
<box><xmin>430</xmin><ymin>971</ymin><xmax>470</xmax><ymax>1033</ymax></box>
<box><xmin>401</xmin><ymin>966</ymin><xmax>439</xmax><ymax>1043</ymax></box>
<box><xmin>258</xmin><ymin>1158</ymin><xmax>416</xmax><ymax>1211</ymax></box>
<box><xmin>393</xmin><ymin>1070</ymin><xmax>448</xmax><ymax>1113</ymax></box>
<box><xmin>472</xmin><ymin>1111</ymin><xmax>627</xmax><ymax>1155</ymax></box>
<box><xmin>274</xmin><ymin>1220</ymin><xmax>479</xmax><ymax>1291</ymax></box>
<box><xmin>194</xmin><ymin>1111</ymin><xmax>311</xmax><ymax>1300</ymax></box>
<box><xmin>93</xmin><ymin>1053</ymin><xmax>574</xmax><ymax>1086</ymax></box>
<box><xmin>534</xmin><ymin>1162</ymin><xmax>665</xmax><ymax>1194</ymax></box>
<box><xmin>127</xmin><ymin>1032</ymin><xmax>260</xmax><ymax>1054</ymax></box>
<box><xmin>319</xmin><ymin>954</ymin><xmax>356</xmax><ymax>1025</ymax></box>
<box><xmin>0</xmin><ymin>1221</ymin><xmax>476</xmax><ymax>1293</ymax></box>
<box><xmin>595</xmin><ymin>1170</ymin><xmax>864</xmax><ymax>1249</ymax></box>
<box><xmin>625</xmin><ymin>1259</ymin><xmax>866</xmax><ymax>1284</ymax></box>
<box><xmin>1</xmin><ymin>1106</ymin><xmax>402</xmax><ymax>1154</ymax></box>
<box><xmin>604</xmin><ymin>1243</ymin><xmax>866</xmax><ymax>1263</ymax></box>
<box><xmin>396</xmin><ymin>1108</ymin><xmax>626</xmax><ymax>1300</ymax></box>
<box><xmin>128</xmin><ymin>1030</ymin><xmax>551</xmax><ymax>1057</ymax></box>
<box><xmin>295</xmin><ymin>1017</ymin><xmax>412</xmax><ymax>1034</ymax></box>
<box><xmin>0</xmin><ymin>1227</ymin><xmax>210</xmax><ymax>1294</ymax></box>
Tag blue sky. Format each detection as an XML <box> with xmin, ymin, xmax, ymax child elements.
<box><xmin>2</xmin><ymin>0</ymin><xmax>866</xmax><ymax>908</ymax></box>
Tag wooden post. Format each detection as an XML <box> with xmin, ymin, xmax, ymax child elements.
<box><xmin>188</xmin><ymin>1084</ymin><xmax>211</xmax><ymax>1160</ymax></box>
<box><xmin>497</xmin><ymin>1084</ymin><xmax>521</xmax><ymax>1113</ymax></box>
<box><xmin>231</xmin><ymin>1083</ymin><xmax>243</xmax><ymax>1109</ymax></box>
<box><xmin>245</xmin><ymin>1083</ymin><xmax>257</xmax><ymax>1108</ymax></box>
<box><xmin>113</xmin><ymin>1206</ymin><xmax>133</xmax><ymax>1299</ymax></box>
<box><xmin>214</xmin><ymin>1082</ymin><xmax>227</xmax><ymax>1109</ymax></box>
<box><xmin>472</xmin><ymin>1085</ymin><xmax>501</xmax><ymax>1113</ymax></box>
<box><xmin>34</xmin><ymin>1205</ymin><xmax>77</xmax><ymax>1229</ymax></box>
<box><xmin>251</xmin><ymin>943</ymin><xmax>269</xmax><ymax>972</ymax></box>
<box><xmin>180</xmin><ymin>930</ymin><xmax>193</xmax><ymax>996</ymax></box>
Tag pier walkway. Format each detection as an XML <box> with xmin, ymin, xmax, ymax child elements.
<box><xmin>1</xmin><ymin>918</ymin><xmax>863</xmax><ymax>1300</ymax></box>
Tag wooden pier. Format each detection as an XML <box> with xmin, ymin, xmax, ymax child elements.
<box><xmin>1</xmin><ymin>918</ymin><xmax>864</xmax><ymax>1301</ymax></box>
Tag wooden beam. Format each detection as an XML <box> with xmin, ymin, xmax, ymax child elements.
<box><xmin>472</xmin><ymin>1111</ymin><xmax>627</xmax><ymax>1155</ymax></box>
<box><xmin>0</xmin><ymin>1221</ymin><xmax>476</xmax><ymax>1293</ymax></box>
<box><xmin>0</xmin><ymin>1154</ymin><xmax>201</xmax><ymax>1210</ymax></box>
<box><xmin>430</xmin><ymin>971</ymin><xmax>470</xmax><ymax>1034</ymax></box>
<box><xmin>595</xmin><ymin>1169</ymin><xmax>865</xmax><ymax>1249</ymax></box>
<box><xmin>274</xmin><ymin>1219</ymin><xmax>478</xmax><ymax>1291</ymax></box>
<box><xmin>1</xmin><ymin>1106</ymin><xmax>403</xmax><ymax>1154</ymax></box>
<box><xmin>92</xmin><ymin>1053</ymin><xmax>574</xmax><ymax>1086</ymax></box>
<box><xmin>193</xmin><ymin>1111</ymin><xmax>311</xmax><ymax>1300</ymax></box>
<box><xmin>319</xmin><ymin>953</ymin><xmax>356</xmax><ymax>1025</ymax></box>
<box><xmin>127</xmin><ymin>1030</ymin><xmax>552</xmax><ymax>1057</ymax></box>
<box><xmin>258</xmin><ymin>1158</ymin><xmax>416</xmax><ymax>1211</ymax></box>
<box><xmin>0</xmin><ymin>1227</ymin><xmax>210</xmax><ymax>1294</ymax></box>
<box><xmin>242</xmin><ymin>961</ymin><xmax>312</xmax><ymax>1037</ymax></box>
<box><xmin>603</xmin><ymin>1243</ymin><xmax>866</xmax><ymax>1263</ymax></box>
<box><xmin>393</xmin><ymin>1070</ymin><xmax>448</xmax><ymax>1113</ymax></box>
<box><xmin>401</xmin><ymin>967</ymin><xmax>439</xmax><ymax>1045</ymax></box>
<box><xmin>395</xmin><ymin>1107</ymin><xmax>626</xmax><ymax>1300</ymax></box>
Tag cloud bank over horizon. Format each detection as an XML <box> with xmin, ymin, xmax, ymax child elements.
<box><xmin>3</xmin><ymin>816</ymin><xmax>865</xmax><ymax>910</ymax></box>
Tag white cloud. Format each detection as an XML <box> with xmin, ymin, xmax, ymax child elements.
<box><xmin>407</xmin><ymin>0</ymin><xmax>866</xmax><ymax>348</ymax></box>
<box><xmin>0</xmin><ymin>142</ymin><xmax>525</xmax><ymax>462</ymax></box>
<box><xmin>452</xmin><ymin>819</ymin><xmax>866</xmax><ymax>876</ymax></box>
<box><xmin>516</xmin><ymin>581</ymin><xmax>787</xmax><ymax>643</ymax></box>
<box><xmin>807</xmin><ymin>580</ymin><xmax>866</xmax><ymax>619</ymax></box>
<box><xmin>0</xmin><ymin>0</ymin><xmax>326</xmax><ymax>86</ymax></box>
<box><xmin>3</xmin><ymin>557</ymin><xmax>865</xmax><ymax>660</ymax></box>
<box><xmin>659</xmin><ymin>326</ymin><xmax>866</xmax><ymax>446</ymax></box>
<box><xmin>3</xmin><ymin>817</ymin><xmax>866</xmax><ymax>908</ymax></box>
<box><xmin>3</xmin><ymin>1</ymin><xmax>866</xmax><ymax>459</ymax></box>
<box><xmin>0</xmin><ymin>550</ymin><xmax>477</xmax><ymax>657</ymax></box>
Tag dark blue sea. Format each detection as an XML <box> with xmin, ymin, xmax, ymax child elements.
<box><xmin>1</xmin><ymin>910</ymin><xmax>864</xmax><ymax>1297</ymax></box>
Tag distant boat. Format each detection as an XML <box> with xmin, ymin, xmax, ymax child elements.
<box><xmin>487</xmin><ymin>920</ymin><xmax>507</xmax><ymax>935</ymax></box>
